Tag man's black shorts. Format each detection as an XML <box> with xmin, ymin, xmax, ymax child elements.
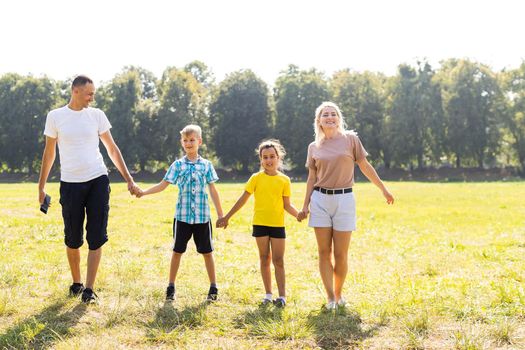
<box><xmin>60</xmin><ymin>175</ymin><xmax>110</xmax><ymax>250</ymax></box>
<box><xmin>172</xmin><ymin>219</ymin><xmax>213</xmax><ymax>254</ymax></box>
<box><xmin>252</xmin><ymin>225</ymin><xmax>286</xmax><ymax>239</ymax></box>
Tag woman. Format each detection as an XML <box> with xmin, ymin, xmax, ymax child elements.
<box><xmin>298</xmin><ymin>101</ymin><xmax>394</xmax><ymax>310</ymax></box>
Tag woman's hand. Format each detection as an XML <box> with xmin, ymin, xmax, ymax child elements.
<box><xmin>382</xmin><ymin>188</ymin><xmax>394</xmax><ymax>204</ymax></box>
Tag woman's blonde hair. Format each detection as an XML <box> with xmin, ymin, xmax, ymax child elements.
<box><xmin>313</xmin><ymin>101</ymin><xmax>353</xmax><ymax>146</ymax></box>
<box><xmin>256</xmin><ymin>139</ymin><xmax>286</xmax><ymax>170</ymax></box>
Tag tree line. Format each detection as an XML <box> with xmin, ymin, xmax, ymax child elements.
<box><xmin>1</xmin><ymin>59</ymin><xmax>525</xmax><ymax>176</ymax></box>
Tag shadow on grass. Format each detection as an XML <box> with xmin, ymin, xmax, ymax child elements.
<box><xmin>307</xmin><ymin>306</ymin><xmax>378</xmax><ymax>349</ymax></box>
<box><xmin>144</xmin><ymin>300</ymin><xmax>210</xmax><ymax>342</ymax></box>
<box><xmin>233</xmin><ymin>303</ymin><xmax>284</xmax><ymax>335</ymax></box>
<box><xmin>0</xmin><ymin>299</ymin><xmax>87</xmax><ymax>349</ymax></box>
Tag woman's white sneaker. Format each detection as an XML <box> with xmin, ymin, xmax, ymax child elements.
<box><xmin>325</xmin><ymin>301</ymin><xmax>337</xmax><ymax>310</ymax></box>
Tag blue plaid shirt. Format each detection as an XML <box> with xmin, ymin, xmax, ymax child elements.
<box><xmin>163</xmin><ymin>156</ymin><xmax>219</xmax><ymax>224</ymax></box>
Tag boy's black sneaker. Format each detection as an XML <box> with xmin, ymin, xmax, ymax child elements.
<box><xmin>206</xmin><ymin>286</ymin><xmax>218</xmax><ymax>302</ymax></box>
<box><xmin>166</xmin><ymin>286</ymin><xmax>175</xmax><ymax>301</ymax></box>
<box><xmin>273</xmin><ymin>297</ymin><xmax>286</xmax><ymax>308</ymax></box>
<box><xmin>81</xmin><ymin>288</ymin><xmax>98</xmax><ymax>304</ymax></box>
<box><xmin>69</xmin><ymin>283</ymin><xmax>84</xmax><ymax>297</ymax></box>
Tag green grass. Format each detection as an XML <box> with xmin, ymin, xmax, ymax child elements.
<box><xmin>0</xmin><ymin>182</ymin><xmax>524</xmax><ymax>349</ymax></box>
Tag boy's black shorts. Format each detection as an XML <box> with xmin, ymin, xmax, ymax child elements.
<box><xmin>252</xmin><ymin>225</ymin><xmax>286</xmax><ymax>239</ymax></box>
<box><xmin>172</xmin><ymin>219</ymin><xmax>213</xmax><ymax>254</ymax></box>
<box><xmin>59</xmin><ymin>175</ymin><xmax>110</xmax><ymax>250</ymax></box>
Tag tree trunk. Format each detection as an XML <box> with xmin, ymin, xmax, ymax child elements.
<box><xmin>417</xmin><ymin>152</ymin><xmax>424</xmax><ymax>170</ymax></box>
<box><xmin>456</xmin><ymin>154</ymin><xmax>461</xmax><ymax>168</ymax></box>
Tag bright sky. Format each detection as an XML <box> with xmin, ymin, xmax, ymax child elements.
<box><xmin>1</xmin><ymin>0</ymin><xmax>523</xmax><ymax>85</ymax></box>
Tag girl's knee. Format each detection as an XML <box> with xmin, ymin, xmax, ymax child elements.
<box><xmin>272</xmin><ymin>256</ymin><xmax>284</xmax><ymax>268</ymax></box>
<box><xmin>259</xmin><ymin>254</ymin><xmax>271</xmax><ymax>265</ymax></box>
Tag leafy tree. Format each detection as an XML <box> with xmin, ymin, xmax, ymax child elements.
<box><xmin>0</xmin><ymin>75</ymin><xmax>57</xmax><ymax>173</ymax></box>
<box><xmin>157</xmin><ymin>67</ymin><xmax>208</xmax><ymax>162</ymax></box>
<box><xmin>210</xmin><ymin>70</ymin><xmax>271</xmax><ymax>172</ymax></box>
<box><xmin>437</xmin><ymin>59</ymin><xmax>501</xmax><ymax>167</ymax></box>
<box><xmin>121</xmin><ymin>66</ymin><xmax>158</xmax><ymax>101</ymax></box>
<box><xmin>501</xmin><ymin>61</ymin><xmax>525</xmax><ymax>175</ymax></box>
<box><xmin>388</xmin><ymin>62</ymin><xmax>445</xmax><ymax>169</ymax></box>
<box><xmin>331</xmin><ymin>69</ymin><xmax>389</xmax><ymax>166</ymax></box>
<box><xmin>97</xmin><ymin>69</ymin><xmax>143</xmax><ymax>170</ymax></box>
<box><xmin>184</xmin><ymin>60</ymin><xmax>215</xmax><ymax>88</ymax></box>
<box><xmin>273</xmin><ymin>65</ymin><xmax>330</xmax><ymax>169</ymax></box>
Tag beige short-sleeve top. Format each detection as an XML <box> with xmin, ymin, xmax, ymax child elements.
<box><xmin>306</xmin><ymin>132</ymin><xmax>368</xmax><ymax>188</ymax></box>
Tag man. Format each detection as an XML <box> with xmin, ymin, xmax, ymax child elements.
<box><xmin>38</xmin><ymin>75</ymin><xmax>138</xmax><ymax>303</ymax></box>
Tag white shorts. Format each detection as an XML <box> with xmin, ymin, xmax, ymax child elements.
<box><xmin>308</xmin><ymin>190</ymin><xmax>356</xmax><ymax>231</ymax></box>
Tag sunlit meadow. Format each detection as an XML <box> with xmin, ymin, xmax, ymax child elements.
<box><xmin>1</xmin><ymin>182</ymin><xmax>524</xmax><ymax>349</ymax></box>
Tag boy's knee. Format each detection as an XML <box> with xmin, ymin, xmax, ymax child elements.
<box><xmin>333</xmin><ymin>251</ymin><xmax>348</xmax><ymax>262</ymax></box>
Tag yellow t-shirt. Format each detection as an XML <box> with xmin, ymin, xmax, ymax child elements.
<box><xmin>245</xmin><ymin>171</ymin><xmax>291</xmax><ymax>227</ymax></box>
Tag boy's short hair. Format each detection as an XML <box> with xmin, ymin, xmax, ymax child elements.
<box><xmin>180</xmin><ymin>124</ymin><xmax>202</xmax><ymax>138</ymax></box>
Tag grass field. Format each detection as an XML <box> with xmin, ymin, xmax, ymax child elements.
<box><xmin>0</xmin><ymin>182</ymin><xmax>524</xmax><ymax>349</ymax></box>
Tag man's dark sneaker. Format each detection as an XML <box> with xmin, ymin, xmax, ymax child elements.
<box><xmin>81</xmin><ymin>288</ymin><xmax>98</xmax><ymax>304</ymax></box>
<box><xmin>273</xmin><ymin>297</ymin><xmax>286</xmax><ymax>308</ymax></box>
<box><xmin>166</xmin><ymin>286</ymin><xmax>175</xmax><ymax>301</ymax></box>
<box><xmin>206</xmin><ymin>286</ymin><xmax>218</xmax><ymax>302</ymax></box>
<box><xmin>260</xmin><ymin>298</ymin><xmax>272</xmax><ymax>307</ymax></box>
<box><xmin>69</xmin><ymin>283</ymin><xmax>84</xmax><ymax>297</ymax></box>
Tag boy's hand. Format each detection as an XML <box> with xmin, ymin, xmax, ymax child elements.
<box><xmin>135</xmin><ymin>187</ymin><xmax>144</xmax><ymax>198</ymax></box>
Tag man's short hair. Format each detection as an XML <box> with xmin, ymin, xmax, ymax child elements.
<box><xmin>71</xmin><ymin>75</ymin><xmax>94</xmax><ymax>88</ymax></box>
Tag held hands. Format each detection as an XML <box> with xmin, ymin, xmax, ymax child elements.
<box><xmin>296</xmin><ymin>209</ymin><xmax>308</xmax><ymax>222</ymax></box>
<box><xmin>127</xmin><ymin>180</ymin><xmax>140</xmax><ymax>196</ymax></box>
<box><xmin>216</xmin><ymin>216</ymin><xmax>228</xmax><ymax>229</ymax></box>
<box><xmin>134</xmin><ymin>187</ymin><xmax>145</xmax><ymax>198</ymax></box>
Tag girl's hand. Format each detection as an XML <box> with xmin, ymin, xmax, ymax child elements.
<box><xmin>216</xmin><ymin>217</ymin><xmax>228</xmax><ymax>229</ymax></box>
<box><xmin>297</xmin><ymin>210</ymin><xmax>308</xmax><ymax>221</ymax></box>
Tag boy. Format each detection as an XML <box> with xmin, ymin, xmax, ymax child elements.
<box><xmin>136</xmin><ymin>125</ymin><xmax>223</xmax><ymax>301</ymax></box>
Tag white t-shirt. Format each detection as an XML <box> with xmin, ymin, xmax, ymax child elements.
<box><xmin>44</xmin><ymin>105</ymin><xmax>112</xmax><ymax>182</ymax></box>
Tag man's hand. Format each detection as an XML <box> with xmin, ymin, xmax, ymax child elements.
<box><xmin>128</xmin><ymin>180</ymin><xmax>140</xmax><ymax>196</ymax></box>
<box><xmin>38</xmin><ymin>188</ymin><xmax>46</xmax><ymax>205</ymax></box>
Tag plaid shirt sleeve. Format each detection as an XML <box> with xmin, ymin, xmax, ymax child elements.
<box><xmin>163</xmin><ymin>161</ymin><xmax>180</xmax><ymax>184</ymax></box>
<box><xmin>205</xmin><ymin>161</ymin><xmax>219</xmax><ymax>184</ymax></box>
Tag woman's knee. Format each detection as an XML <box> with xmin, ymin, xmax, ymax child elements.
<box><xmin>333</xmin><ymin>250</ymin><xmax>348</xmax><ymax>264</ymax></box>
<box><xmin>317</xmin><ymin>247</ymin><xmax>332</xmax><ymax>260</ymax></box>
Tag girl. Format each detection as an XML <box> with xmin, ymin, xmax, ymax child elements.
<box><xmin>217</xmin><ymin>139</ymin><xmax>300</xmax><ymax>307</ymax></box>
